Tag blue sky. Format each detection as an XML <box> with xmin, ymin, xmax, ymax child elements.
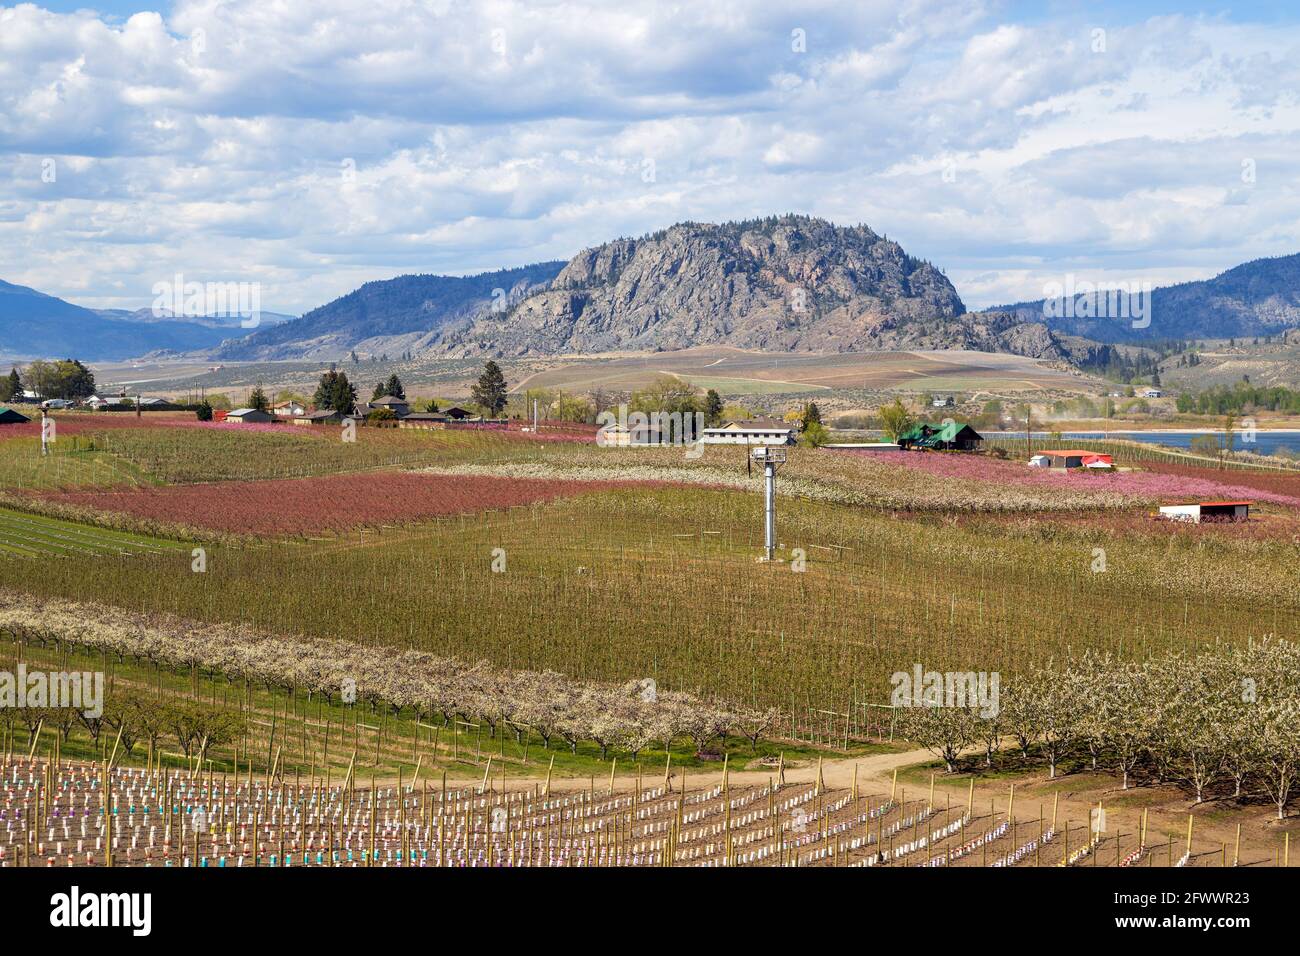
<box><xmin>4</xmin><ymin>0</ymin><xmax>1300</xmax><ymax>318</ymax></box>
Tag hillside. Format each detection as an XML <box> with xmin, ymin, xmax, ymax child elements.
<box><xmin>0</xmin><ymin>279</ymin><xmax>267</xmax><ymax>361</ymax></box>
<box><xmin>213</xmin><ymin>263</ymin><xmax>565</xmax><ymax>360</ymax></box>
<box><xmin>436</xmin><ymin>216</ymin><xmax>1066</xmax><ymax>358</ymax></box>
<box><xmin>995</xmin><ymin>253</ymin><xmax>1300</xmax><ymax>343</ymax></box>
<box><xmin>212</xmin><ymin>217</ymin><xmax>1072</xmax><ymax>362</ymax></box>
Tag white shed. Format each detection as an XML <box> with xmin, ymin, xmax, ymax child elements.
<box><xmin>1158</xmin><ymin>501</ymin><xmax>1251</xmax><ymax>523</ymax></box>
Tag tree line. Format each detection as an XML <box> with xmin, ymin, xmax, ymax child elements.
<box><xmin>0</xmin><ymin>360</ymin><xmax>96</xmax><ymax>402</ymax></box>
<box><xmin>0</xmin><ymin>594</ymin><xmax>779</xmax><ymax>764</ymax></box>
<box><xmin>896</xmin><ymin>641</ymin><xmax>1300</xmax><ymax>818</ymax></box>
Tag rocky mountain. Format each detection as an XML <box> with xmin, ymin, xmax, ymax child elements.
<box><xmin>222</xmin><ymin>217</ymin><xmax>1037</xmax><ymax>361</ymax></box>
<box><xmin>995</xmin><ymin>253</ymin><xmax>1300</xmax><ymax>343</ymax></box>
<box><xmin>213</xmin><ymin>263</ymin><xmax>564</xmax><ymax>360</ymax></box>
<box><xmin>436</xmin><ymin>216</ymin><xmax>1063</xmax><ymax>357</ymax></box>
<box><xmin>0</xmin><ymin>280</ymin><xmax>269</xmax><ymax>361</ymax></box>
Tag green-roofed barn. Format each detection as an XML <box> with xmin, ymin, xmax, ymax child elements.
<box><xmin>0</xmin><ymin>406</ymin><xmax>32</xmax><ymax>425</ymax></box>
<box><xmin>896</xmin><ymin>421</ymin><xmax>982</xmax><ymax>451</ymax></box>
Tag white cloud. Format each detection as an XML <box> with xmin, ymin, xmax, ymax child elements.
<box><xmin>1</xmin><ymin>1</ymin><xmax>1299</xmax><ymax>313</ymax></box>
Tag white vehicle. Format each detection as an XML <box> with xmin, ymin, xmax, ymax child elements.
<box><xmin>40</xmin><ymin>399</ymin><xmax>71</xmax><ymax>409</ymax></box>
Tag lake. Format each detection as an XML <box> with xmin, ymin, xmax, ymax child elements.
<box><xmin>983</xmin><ymin>430</ymin><xmax>1300</xmax><ymax>457</ymax></box>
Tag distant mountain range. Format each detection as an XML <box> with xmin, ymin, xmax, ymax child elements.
<box><xmin>993</xmin><ymin>253</ymin><xmax>1300</xmax><ymax>343</ymax></box>
<box><xmin>0</xmin><ymin>279</ymin><xmax>292</xmax><ymax>362</ymax></box>
<box><xmin>9</xmin><ymin>219</ymin><xmax>1300</xmax><ymax>366</ymax></box>
<box><xmin>213</xmin><ymin>263</ymin><xmax>562</xmax><ymax>361</ymax></box>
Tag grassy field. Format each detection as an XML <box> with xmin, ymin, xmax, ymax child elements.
<box><xmin>0</xmin><ymin>507</ymin><xmax>192</xmax><ymax>559</ymax></box>
<box><xmin>89</xmin><ymin>347</ymin><xmax>1093</xmax><ymax>405</ymax></box>
<box><xmin>512</xmin><ymin>346</ymin><xmax>1090</xmax><ymax>396</ymax></box>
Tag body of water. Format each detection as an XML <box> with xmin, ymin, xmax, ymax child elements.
<box><xmin>983</xmin><ymin>430</ymin><xmax>1300</xmax><ymax>457</ymax></box>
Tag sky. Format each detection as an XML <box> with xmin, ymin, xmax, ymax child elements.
<box><xmin>3</xmin><ymin>1</ymin><xmax>1300</xmax><ymax>316</ymax></box>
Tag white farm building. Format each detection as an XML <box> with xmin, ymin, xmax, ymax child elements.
<box><xmin>701</xmin><ymin>419</ymin><xmax>797</xmax><ymax>446</ymax></box>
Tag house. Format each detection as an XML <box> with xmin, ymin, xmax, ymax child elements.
<box><xmin>271</xmin><ymin>401</ymin><xmax>308</xmax><ymax>418</ymax></box>
<box><xmin>896</xmin><ymin>422</ymin><xmax>983</xmax><ymax>451</ymax></box>
<box><xmin>931</xmin><ymin>396</ymin><xmax>955</xmax><ymax>408</ymax></box>
<box><xmin>85</xmin><ymin>396</ymin><xmax>113</xmax><ymax>410</ymax></box>
<box><xmin>291</xmin><ymin>410</ymin><xmax>343</xmax><ymax>426</ymax></box>
<box><xmin>1158</xmin><ymin>500</ymin><xmax>1251</xmax><ymax>523</ymax></box>
<box><xmin>369</xmin><ymin>395</ymin><xmax>411</xmax><ymax>417</ymax></box>
<box><xmin>1034</xmin><ymin>449</ymin><xmax>1113</xmax><ymax>469</ymax></box>
<box><xmin>0</xmin><ymin>406</ymin><xmax>31</xmax><ymax>425</ymax></box>
<box><xmin>398</xmin><ymin>412</ymin><xmax>450</xmax><ymax>430</ymax></box>
<box><xmin>1138</xmin><ymin>387</ymin><xmax>1163</xmax><ymax>399</ymax></box>
<box><xmin>225</xmin><ymin>407</ymin><xmax>275</xmax><ymax>424</ymax></box>
<box><xmin>441</xmin><ymin>406</ymin><xmax>474</xmax><ymax>420</ymax></box>
<box><xmin>701</xmin><ymin>419</ymin><xmax>797</xmax><ymax>445</ymax></box>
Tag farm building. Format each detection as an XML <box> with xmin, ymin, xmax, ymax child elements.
<box><xmin>701</xmin><ymin>419</ymin><xmax>796</xmax><ymax>445</ymax></box>
<box><xmin>398</xmin><ymin>412</ymin><xmax>450</xmax><ymax>430</ymax></box>
<box><xmin>291</xmin><ymin>410</ymin><xmax>344</xmax><ymax>425</ymax></box>
<box><xmin>0</xmin><ymin>406</ymin><xmax>31</xmax><ymax>425</ymax></box>
<box><xmin>272</xmin><ymin>401</ymin><xmax>308</xmax><ymax>418</ymax></box>
<box><xmin>599</xmin><ymin>423</ymin><xmax>666</xmax><ymax>446</ymax></box>
<box><xmin>896</xmin><ymin>422</ymin><xmax>983</xmax><ymax>451</ymax></box>
<box><xmin>1034</xmin><ymin>449</ymin><xmax>1114</xmax><ymax>469</ymax></box>
<box><xmin>1158</xmin><ymin>501</ymin><xmax>1251</xmax><ymax>523</ymax></box>
<box><xmin>225</xmin><ymin>408</ymin><xmax>275</xmax><ymax>424</ymax></box>
<box><xmin>441</xmin><ymin>406</ymin><xmax>474</xmax><ymax>420</ymax></box>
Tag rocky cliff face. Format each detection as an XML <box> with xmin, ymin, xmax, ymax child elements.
<box><xmin>209</xmin><ymin>215</ymin><xmax>1086</xmax><ymax>362</ymax></box>
<box><xmin>436</xmin><ymin>216</ymin><xmax>1056</xmax><ymax>356</ymax></box>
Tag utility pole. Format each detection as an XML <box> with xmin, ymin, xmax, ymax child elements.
<box><xmin>751</xmin><ymin>446</ymin><xmax>786</xmax><ymax>561</ymax></box>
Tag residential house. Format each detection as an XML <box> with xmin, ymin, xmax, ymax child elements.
<box><xmin>896</xmin><ymin>422</ymin><xmax>983</xmax><ymax>451</ymax></box>
<box><xmin>368</xmin><ymin>395</ymin><xmax>411</xmax><ymax>417</ymax></box>
<box><xmin>398</xmin><ymin>412</ymin><xmax>450</xmax><ymax>430</ymax></box>
<box><xmin>291</xmin><ymin>410</ymin><xmax>344</xmax><ymax>426</ymax></box>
